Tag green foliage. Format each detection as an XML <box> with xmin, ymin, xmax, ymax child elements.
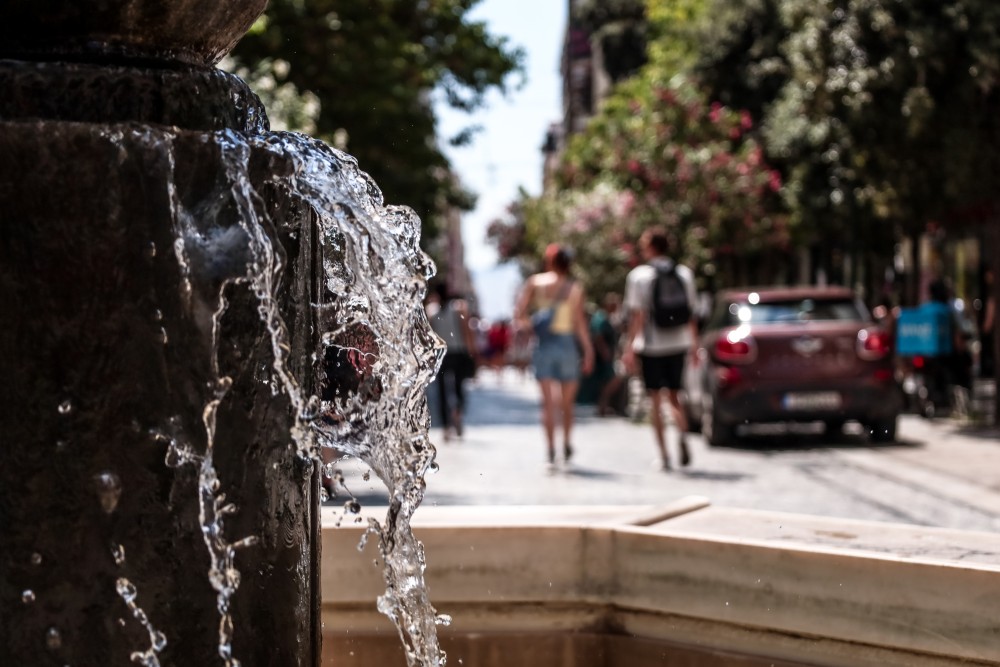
<box><xmin>489</xmin><ymin>0</ymin><xmax>791</xmax><ymax>297</ymax></box>
<box><xmin>645</xmin><ymin>0</ymin><xmax>709</xmax><ymax>74</ymax></box>
<box><xmin>558</xmin><ymin>76</ymin><xmax>786</xmax><ymax>270</ymax></box>
<box><xmin>701</xmin><ymin>0</ymin><xmax>1000</xmax><ymax>241</ymax></box>
<box><xmin>229</xmin><ymin>0</ymin><xmax>524</xmax><ymax>245</ymax></box>
<box><xmin>694</xmin><ymin>0</ymin><xmax>788</xmax><ymax>121</ymax></box>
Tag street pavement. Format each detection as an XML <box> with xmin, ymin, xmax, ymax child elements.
<box><xmin>331</xmin><ymin>369</ymin><xmax>1000</xmax><ymax>533</ymax></box>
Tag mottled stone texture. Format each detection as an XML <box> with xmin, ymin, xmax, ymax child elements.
<box><xmin>0</xmin><ymin>3</ymin><xmax>322</xmax><ymax>665</ymax></box>
<box><xmin>0</xmin><ymin>0</ymin><xmax>268</xmax><ymax>66</ymax></box>
<box><xmin>0</xmin><ymin>119</ymin><xmax>321</xmax><ymax>667</ymax></box>
<box><xmin>0</xmin><ymin>60</ymin><xmax>269</xmax><ymax>132</ymax></box>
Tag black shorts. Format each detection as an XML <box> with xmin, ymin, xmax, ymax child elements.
<box><xmin>639</xmin><ymin>352</ymin><xmax>686</xmax><ymax>391</ymax></box>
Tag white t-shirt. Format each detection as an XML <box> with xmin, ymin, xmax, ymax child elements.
<box><xmin>623</xmin><ymin>259</ymin><xmax>697</xmax><ymax>355</ymax></box>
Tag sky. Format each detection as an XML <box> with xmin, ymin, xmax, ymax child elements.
<box><xmin>434</xmin><ymin>0</ymin><xmax>568</xmax><ymax>321</ymax></box>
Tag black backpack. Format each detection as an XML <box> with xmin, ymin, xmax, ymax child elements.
<box><xmin>650</xmin><ymin>262</ymin><xmax>692</xmax><ymax>328</ymax></box>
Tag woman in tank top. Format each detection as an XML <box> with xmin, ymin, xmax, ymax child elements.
<box><xmin>514</xmin><ymin>244</ymin><xmax>594</xmax><ymax>471</ymax></box>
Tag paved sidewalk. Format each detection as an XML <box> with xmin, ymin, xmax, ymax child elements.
<box><xmin>330</xmin><ymin>369</ymin><xmax>1000</xmax><ymax>531</ymax></box>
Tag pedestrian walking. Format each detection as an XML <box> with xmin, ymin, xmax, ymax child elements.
<box><xmin>622</xmin><ymin>227</ymin><xmax>697</xmax><ymax>470</ymax></box>
<box><xmin>427</xmin><ymin>283</ymin><xmax>478</xmax><ymax>441</ymax></box>
<box><xmin>595</xmin><ymin>292</ymin><xmax>629</xmax><ymax>417</ymax></box>
<box><xmin>514</xmin><ymin>244</ymin><xmax>594</xmax><ymax>470</ymax></box>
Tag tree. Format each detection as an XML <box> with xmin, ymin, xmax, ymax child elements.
<box><xmin>229</xmin><ymin>0</ymin><xmax>524</xmax><ymax>245</ymax></box>
<box><xmin>692</xmin><ymin>0</ymin><xmax>1000</xmax><ymax>299</ymax></box>
<box><xmin>487</xmin><ymin>0</ymin><xmax>789</xmax><ymax>295</ymax></box>
<box><xmin>557</xmin><ymin>76</ymin><xmax>787</xmax><ymax>284</ymax></box>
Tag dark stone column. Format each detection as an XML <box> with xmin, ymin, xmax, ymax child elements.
<box><xmin>0</xmin><ymin>4</ymin><xmax>321</xmax><ymax>666</ymax></box>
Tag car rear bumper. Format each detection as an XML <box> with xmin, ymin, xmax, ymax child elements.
<box><xmin>713</xmin><ymin>379</ymin><xmax>903</xmax><ymax>426</ymax></box>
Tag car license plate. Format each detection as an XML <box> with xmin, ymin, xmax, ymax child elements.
<box><xmin>782</xmin><ymin>392</ymin><xmax>842</xmax><ymax>411</ymax></box>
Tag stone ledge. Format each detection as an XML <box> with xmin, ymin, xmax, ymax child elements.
<box><xmin>322</xmin><ymin>502</ymin><xmax>1000</xmax><ymax>666</ymax></box>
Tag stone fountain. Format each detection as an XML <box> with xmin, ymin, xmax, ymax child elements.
<box><xmin>0</xmin><ymin>3</ymin><xmax>444</xmax><ymax>666</ymax></box>
<box><xmin>8</xmin><ymin>4</ymin><xmax>1000</xmax><ymax>667</ymax></box>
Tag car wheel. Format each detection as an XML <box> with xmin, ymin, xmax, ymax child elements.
<box><xmin>824</xmin><ymin>419</ymin><xmax>845</xmax><ymax>436</ymax></box>
<box><xmin>868</xmin><ymin>417</ymin><xmax>898</xmax><ymax>443</ymax></box>
<box><xmin>703</xmin><ymin>397</ymin><xmax>735</xmax><ymax>447</ymax></box>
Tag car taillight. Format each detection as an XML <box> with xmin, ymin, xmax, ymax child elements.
<box><xmin>714</xmin><ymin>327</ymin><xmax>756</xmax><ymax>364</ymax></box>
<box><xmin>857</xmin><ymin>328</ymin><xmax>891</xmax><ymax>360</ymax></box>
<box><xmin>717</xmin><ymin>366</ymin><xmax>743</xmax><ymax>388</ymax></box>
<box><xmin>912</xmin><ymin>355</ymin><xmax>925</xmax><ymax>369</ymax></box>
<box><xmin>873</xmin><ymin>368</ymin><xmax>894</xmax><ymax>382</ymax></box>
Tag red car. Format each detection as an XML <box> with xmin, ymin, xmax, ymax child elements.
<box><xmin>683</xmin><ymin>286</ymin><xmax>901</xmax><ymax>445</ymax></box>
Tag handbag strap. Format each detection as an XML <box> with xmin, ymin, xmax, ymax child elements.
<box><xmin>552</xmin><ymin>278</ymin><xmax>574</xmax><ymax>304</ymax></box>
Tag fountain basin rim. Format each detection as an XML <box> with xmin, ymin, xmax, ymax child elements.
<box><xmin>323</xmin><ymin>502</ymin><xmax>1000</xmax><ymax>665</ymax></box>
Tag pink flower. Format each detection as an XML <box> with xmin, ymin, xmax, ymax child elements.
<box><xmin>740</xmin><ymin>111</ymin><xmax>753</xmax><ymax>130</ymax></box>
<box><xmin>709</xmin><ymin>102</ymin><xmax>722</xmax><ymax>124</ymax></box>
<box><xmin>768</xmin><ymin>170</ymin><xmax>782</xmax><ymax>192</ymax></box>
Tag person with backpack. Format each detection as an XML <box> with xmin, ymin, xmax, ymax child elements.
<box><xmin>622</xmin><ymin>227</ymin><xmax>698</xmax><ymax>470</ymax></box>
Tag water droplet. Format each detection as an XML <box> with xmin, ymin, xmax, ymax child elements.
<box><xmin>46</xmin><ymin>627</ymin><xmax>62</xmax><ymax>651</ymax></box>
<box><xmin>31</xmin><ymin>552</ymin><xmax>43</xmax><ymax>566</ymax></box>
<box><xmin>55</xmin><ymin>439</ymin><xmax>69</xmax><ymax>451</ymax></box>
<box><xmin>158</xmin><ymin>327</ymin><xmax>169</xmax><ymax>345</ymax></box>
<box><xmin>435</xmin><ymin>613</ymin><xmax>452</xmax><ymax>626</ymax></box>
<box><xmin>22</xmin><ymin>590</ymin><xmax>35</xmax><ymax>604</ymax></box>
<box><xmin>146</xmin><ymin>242</ymin><xmax>157</xmax><ymax>258</ymax></box>
<box><xmin>153</xmin><ymin>309</ymin><xmax>163</xmax><ymax>322</ymax></box>
<box><xmin>116</xmin><ymin>578</ymin><xmax>137</xmax><ymax>602</ymax></box>
<box><xmin>57</xmin><ymin>400</ymin><xmax>72</xmax><ymax>415</ymax></box>
<box><xmin>112</xmin><ymin>544</ymin><xmax>126</xmax><ymax>566</ymax></box>
<box><xmin>344</xmin><ymin>500</ymin><xmax>361</xmax><ymax>514</ymax></box>
<box><xmin>93</xmin><ymin>472</ymin><xmax>122</xmax><ymax>514</ymax></box>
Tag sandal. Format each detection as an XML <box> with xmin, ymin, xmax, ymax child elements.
<box><xmin>680</xmin><ymin>438</ymin><xmax>692</xmax><ymax>467</ymax></box>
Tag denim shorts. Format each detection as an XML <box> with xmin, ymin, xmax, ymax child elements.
<box><xmin>533</xmin><ymin>334</ymin><xmax>580</xmax><ymax>382</ymax></box>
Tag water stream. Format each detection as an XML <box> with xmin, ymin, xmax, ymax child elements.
<box><xmin>142</xmin><ymin>127</ymin><xmax>447</xmax><ymax>666</ymax></box>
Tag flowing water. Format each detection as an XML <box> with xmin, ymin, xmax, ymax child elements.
<box><xmin>140</xmin><ymin>127</ymin><xmax>448</xmax><ymax>666</ymax></box>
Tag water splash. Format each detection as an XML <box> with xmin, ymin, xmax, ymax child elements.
<box><xmin>116</xmin><ymin>578</ymin><xmax>167</xmax><ymax>667</ymax></box>
<box><xmin>132</xmin><ymin>126</ymin><xmax>446</xmax><ymax>666</ymax></box>
<box><xmin>93</xmin><ymin>471</ymin><xmax>123</xmax><ymax>514</ymax></box>
<box><xmin>46</xmin><ymin>627</ymin><xmax>62</xmax><ymax>651</ymax></box>
<box><xmin>259</xmin><ymin>133</ymin><xmax>447</xmax><ymax>666</ymax></box>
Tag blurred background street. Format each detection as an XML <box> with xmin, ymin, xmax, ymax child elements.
<box><xmin>331</xmin><ymin>369</ymin><xmax>1000</xmax><ymax>534</ymax></box>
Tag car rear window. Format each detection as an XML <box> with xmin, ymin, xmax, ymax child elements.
<box><xmin>710</xmin><ymin>297</ymin><xmax>867</xmax><ymax>328</ymax></box>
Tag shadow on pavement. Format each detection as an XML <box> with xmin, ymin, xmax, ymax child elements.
<box><xmin>679</xmin><ymin>469</ymin><xmax>752</xmax><ymax>482</ymax></box>
<box><xmin>950</xmin><ymin>424</ymin><xmax>1000</xmax><ymax>442</ymax></box>
<box><xmin>560</xmin><ymin>466</ymin><xmax>622</xmax><ymax>481</ymax></box>
<box><xmin>711</xmin><ymin>423</ymin><xmax>924</xmax><ymax>453</ymax></box>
